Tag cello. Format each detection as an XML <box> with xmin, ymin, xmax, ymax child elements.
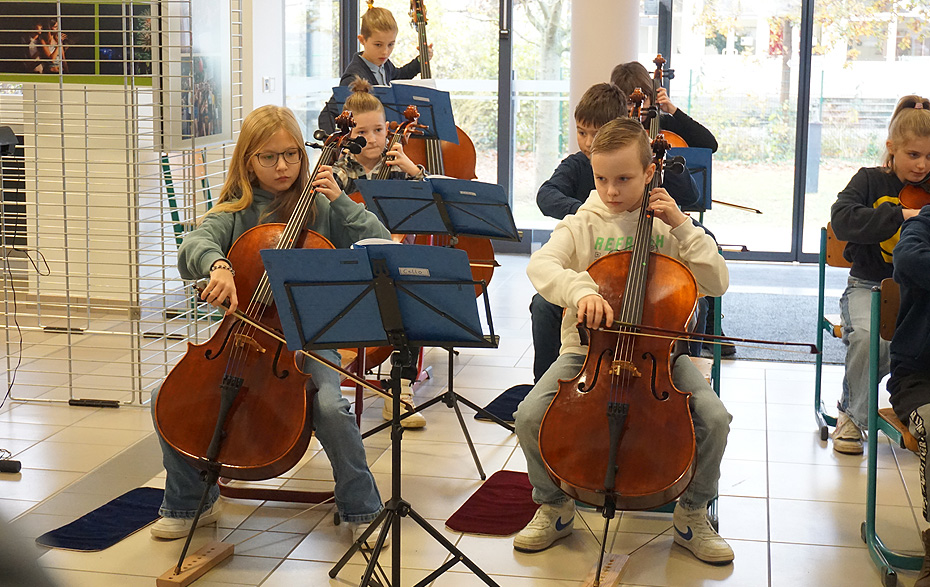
<box><xmin>154</xmin><ymin>112</ymin><xmax>362</xmax><ymax>482</ymax></box>
<box><xmin>537</xmin><ymin>133</ymin><xmax>697</xmax><ymax>511</ymax></box>
<box><xmin>403</xmin><ymin>0</ymin><xmax>499</xmax><ymax>292</ymax></box>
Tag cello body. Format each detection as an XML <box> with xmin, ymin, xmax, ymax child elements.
<box><xmin>537</xmin><ymin>247</ymin><xmax>697</xmax><ymax>510</ymax></box>
<box><xmin>154</xmin><ymin>224</ymin><xmax>334</xmax><ymax>481</ymax></box>
<box><xmin>404</xmin><ymin>126</ymin><xmax>478</xmax><ymax>181</ymax></box>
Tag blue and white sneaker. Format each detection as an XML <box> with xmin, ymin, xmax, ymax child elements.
<box><xmin>672</xmin><ymin>503</ymin><xmax>734</xmax><ymax>564</ymax></box>
<box><xmin>513</xmin><ymin>501</ymin><xmax>575</xmax><ymax>552</ymax></box>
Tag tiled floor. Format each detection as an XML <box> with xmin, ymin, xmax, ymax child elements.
<box><xmin>0</xmin><ymin>254</ymin><xmax>925</xmax><ymax>586</ymax></box>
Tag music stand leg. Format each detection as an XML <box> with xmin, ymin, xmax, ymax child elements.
<box><xmin>330</xmin><ymin>350</ymin><xmax>501</xmax><ymax>587</ymax></box>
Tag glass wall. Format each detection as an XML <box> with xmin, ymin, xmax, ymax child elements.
<box><xmin>642</xmin><ymin>0</ymin><xmax>802</xmax><ymax>255</ymax></box>
<box><xmin>284</xmin><ymin>0</ymin><xmax>340</xmax><ymax>138</ymax></box>
<box><xmin>802</xmin><ymin>2</ymin><xmax>930</xmax><ymax>255</ymax></box>
<box><xmin>511</xmin><ymin>1</ymin><xmax>571</xmax><ymax>228</ymax></box>
<box><xmin>283</xmin><ymin>0</ymin><xmax>930</xmax><ymax>260</ymax></box>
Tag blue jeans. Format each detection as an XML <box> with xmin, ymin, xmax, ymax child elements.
<box><xmin>839</xmin><ymin>276</ymin><xmax>890</xmax><ymax>429</ymax></box>
<box><xmin>530</xmin><ymin>293</ymin><xmax>563</xmax><ymax>383</ymax></box>
<box><xmin>514</xmin><ymin>353</ymin><xmax>731</xmax><ymax>510</ymax></box>
<box><xmin>151</xmin><ymin>348</ymin><xmax>383</xmax><ymax>523</ymax></box>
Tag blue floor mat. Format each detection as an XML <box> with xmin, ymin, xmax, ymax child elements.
<box><xmin>36</xmin><ymin>487</ymin><xmax>164</xmax><ymax>552</ymax></box>
<box><xmin>474</xmin><ymin>384</ymin><xmax>532</xmax><ymax>424</ymax></box>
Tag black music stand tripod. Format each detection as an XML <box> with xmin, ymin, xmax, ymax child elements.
<box><xmin>260</xmin><ymin>244</ymin><xmax>502</xmax><ymax>587</ymax></box>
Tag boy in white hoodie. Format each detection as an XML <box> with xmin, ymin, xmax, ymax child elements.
<box><xmin>513</xmin><ymin>117</ymin><xmax>734</xmax><ymax>565</ymax></box>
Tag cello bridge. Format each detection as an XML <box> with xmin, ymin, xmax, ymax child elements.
<box><xmin>233</xmin><ymin>334</ymin><xmax>266</xmax><ymax>353</ymax></box>
<box><xmin>610</xmin><ymin>360</ymin><xmax>641</xmax><ymax>377</ymax></box>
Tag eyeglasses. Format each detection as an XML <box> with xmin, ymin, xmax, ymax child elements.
<box><xmin>253</xmin><ymin>149</ymin><xmax>302</xmax><ymax>168</ymax></box>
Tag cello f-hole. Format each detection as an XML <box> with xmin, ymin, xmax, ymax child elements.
<box><xmin>578</xmin><ymin>348</ymin><xmax>612</xmax><ymax>392</ymax></box>
<box><xmin>641</xmin><ymin>352</ymin><xmax>668</xmax><ymax>400</ymax></box>
<box><xmin>204</xmin><ymin>325</ymin><xmax>237</xmax><ymax>360</ymax></box>
<box><xmin>272</xmin><ymin>343</ymin><xmax>289</xmax><ymax>380</ymax></box>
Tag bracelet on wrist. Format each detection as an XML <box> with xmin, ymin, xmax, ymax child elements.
<box><xmin>210</xmin><ymin>262</ymin><xmax>235</xmax><ymax>277</ymax></box>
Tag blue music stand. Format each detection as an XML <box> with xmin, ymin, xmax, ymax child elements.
<box><xmin>355</xmin><ymin>177</ymin><xmax>520</xmax><ymax>241</ymax></box>
<box><xmin>260</xmin><ymin>244</ymin><xmax>501</xmax><ymax>587</ymax></box>
<box><xmin>331</xmin><ymin>82</ymin><xmax>459</xmax><ymax>143</ymax></box>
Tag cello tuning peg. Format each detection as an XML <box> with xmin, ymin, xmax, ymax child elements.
<box><xmin>312</xmin><ymin>129</ymin><xmax>329</xmax><ymax>141</ymax></box>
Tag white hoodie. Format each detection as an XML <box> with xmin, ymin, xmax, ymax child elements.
<box><xmin>527</xmin><ymin>191</ymin><xmax>729</xmax><ymax>357</ymax></box>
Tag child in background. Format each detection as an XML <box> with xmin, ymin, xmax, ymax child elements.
<box><xmin>514</xmin><ymin>116</ymin><xmax>732</xmax><ymax>564</ymax></box>
<box><xmin>830</xmin><ymin>95</ymin><xmax>930</xmax><ymax>455</ymax></box>
<box><xmin>331</xmin><ymin>76</ymin><xmax>428</xmax><ymax>428</ymax></box>
<box><xmin>150</xmin><ymin>105</ymin><xmax>390</xmax><ymax>546</ymax></box>
<box><xmin>609</xmin><ymin>61</ymin><xmax>718</xmax><ymax>152</ymax></box>
<box><xmin>318</xmin><ymin>2</ymin><xmax>431</xmax><ymax>133</ymax></box>
<box><xmin>332</xmin><ymin>77</ymin><xmax>426</xmax><ymax>195</ymax></box>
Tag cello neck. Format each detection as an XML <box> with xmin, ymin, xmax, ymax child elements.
<box><xmin>375</xmin><ymin>133</ymin><xmax>403</xmax><ymax>180</ymax></box>
<box><xmin>416</xmin><ymin>19</ymin><xmax>431</xmax><ymax>79</ymax></box>
<box><xmin>410</xmin><ymin>1</ymin><xmax>442</xmax><ymax>173</ymax></box>
<box><xmin>412</xmin><ymin>0</ymin><xmax>431</xmax><ymax>80</ymax></box>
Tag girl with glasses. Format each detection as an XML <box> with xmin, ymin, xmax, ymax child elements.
<box><xmin>150</xmin><ymin>104</ymin><xmax>392</xmax><ymax>546</ymax></box>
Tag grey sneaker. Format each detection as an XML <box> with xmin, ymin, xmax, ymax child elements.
<box><xmin>513</xmin><ymin>501</ymin><xmax>575</xmax><ymax>553</ymax></box>
<box><xmin>832</xmin><ymin>411</ymin><xmax>863</xmax><ymax>455</ymax></box>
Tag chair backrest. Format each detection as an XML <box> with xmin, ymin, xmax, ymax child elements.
<box><xmin>826</xmin><ymin>222</ymin><xmax>853</xmax><ymax>268</ymax></box>
<box><xmin>880</xmin><ymin>278</ymin><xmax>900</xmax><ymax>342</ymax></box>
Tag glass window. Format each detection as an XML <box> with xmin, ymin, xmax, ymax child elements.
<box><xmin>352</xmin><ymin>0</ymin><xmax>499</xmax><ymax>184</ymax></box>
<box><xmin>284</xmin><ymin>0</ymin><xmax>340</xmax><ymax>137</ymax></box>
<box><xmin>802</xmin><ymin>1</ymin><xmax>930</xmax><ymax>254</ymax></box>
<box><xmin>643</xmin><ymin>1</ymin><xmax>802</xmax><ymax>254</ymax></box>
<box><xmin>512</xmin><ymin>1</ymin><xmax>571</xmax><ymax>228</ymax></box>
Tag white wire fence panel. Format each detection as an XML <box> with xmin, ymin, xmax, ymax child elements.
<box><xmin>0</xmin><ymin>0</ymin><xmax>243</xmax><ymax>407</ymax></box>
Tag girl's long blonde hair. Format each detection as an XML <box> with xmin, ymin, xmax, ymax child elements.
<box><xmin>884</xmin><ymin>94</ymin><xmax>930</xmax><ymax>170</ymax></box>
<box><xmin>205</xmin><ymin>105</ymin><xmax>309</xmax><ymax>223</ymax></box>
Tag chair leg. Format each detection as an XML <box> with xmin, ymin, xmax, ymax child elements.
<box><xmin>863</xmin><ymin>288</ymin><xmax>921</xmax><ymax>583</ymax></box>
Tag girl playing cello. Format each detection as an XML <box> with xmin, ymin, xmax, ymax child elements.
<box><xmin>830</xmin><ymin>95</ymin><xmax>930</xmax><ymax>455</ymax></box>
<box><xmin>513</xmin><ymin>117</ymin><xmax>733</xmax><ymax>564</ymax></box>
<box><xmin>150</xmin><ymin>105</ymin><xmax>389</xmax><ymax>545</ymax></box>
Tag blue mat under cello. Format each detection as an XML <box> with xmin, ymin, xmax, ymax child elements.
<box><xmin>475</xmin><ymin>384</ymin><xmax>532</xmax><ymax>424</ymax></box>
<box><xmin>36</xmin><ymin>487</ymin><xmax>164</xmax><ymax>551</ymax></box>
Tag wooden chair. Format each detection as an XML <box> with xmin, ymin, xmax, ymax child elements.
<box><xmin>814</xmin><ymin>223</ymin><xmax>852</xmax><ymax>440</ymax></box>
<box><xmin>862</xmin><ymin>278</ymin><xmax>922</xmax><ymax>587</ymax></box>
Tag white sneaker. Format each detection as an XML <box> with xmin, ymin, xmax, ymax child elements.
<box><xmin>349</xmin><ymin>518</ymin><xmax>390</xmax><ymax>549</ymax></box>
<box><xmin>382</xmin><ymin>380</ymin><xmax>426</xmax><ymax>428</ymax></box>
<box><xmin>513</xmin><ymin>501</ymin><xmax>575</xmax><ymax>553</ymax></box>
<box><xmin>150</xmin><ymin>500</ymin><xmax>223</xmax><ymax>540</ymax></box>
<box><xmin>832</xmin><ymin>411</ymin><xmax>863</xmax><ymax>455</ymax></box>
<box><xmin>672</xmin><ymin>503</ymin><xmax>734</xmax><ymax>564</ymax></box>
